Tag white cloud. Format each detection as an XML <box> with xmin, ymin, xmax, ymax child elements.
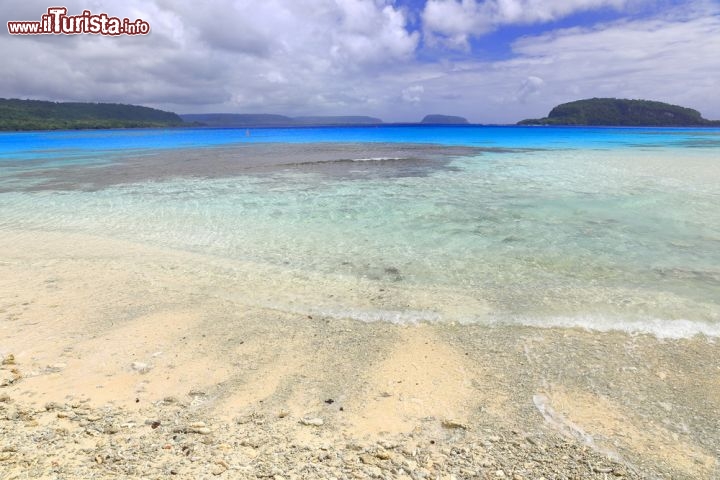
<box><xmin>402</xmin><ymin>85</ymin><xmax>424</xmax><ymax>103</ymax></box>
<box><xmin>422</xmin><ymin>0</ymin><xmax>637</xmax><ymax>48</ymax></box>
<box><xmin>0</xmin><ymin>0</ymin><xmax>419</xmax><ymax>114</ymax></box>
<box><xmin>492</xmin><ymin>0</ymin><xmax>631</xmax><ymax>24</ymax></box>
<box><xmin>516</xmin><ymin>75</ymin><xmax>544</xmax><ymax>102</ymax></box>
<box><xmin>507</xmin><ymin>10</ymin><xmax>720</xmax><ymax>109</ymax></box>
<box><xmin>421</xmin><ymin>4</ymin><xmax>720</xmax><ymax>122</ymax></box>
<box><xmin>1</xmin><ymin>0</ymin><xmax>719</xmax><ymax>123</ymax></box>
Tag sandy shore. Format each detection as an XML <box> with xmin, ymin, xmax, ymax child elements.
<box><xmin>1</xmin><ymin>230</ymin><xmax>718</xmax><ymax>479</ymax></box>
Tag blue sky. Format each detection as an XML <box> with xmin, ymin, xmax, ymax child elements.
<box><xmin>407</xmin><ymin>0</ymin><xmax>634</xmax><ymax>59</ymax></box>
<box><xmin>462</xmin><ymin>9</ymin><xmax>634</xmax><ymax>60</ymax></box>
<box><xmin>2</xmin><ymin>0</ymin><xmax>719</xmax><ymax>123</ymax></box>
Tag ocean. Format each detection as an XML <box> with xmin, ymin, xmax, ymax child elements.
<box><xmin>1</xmin><ymin>126</ymin><xmax>719</xmax><ymax>338</ymax></box>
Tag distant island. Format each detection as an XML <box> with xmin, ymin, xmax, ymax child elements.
<box><xmin>183</xmin><ymin>113</ymin><xmax>473</xmax><ymax>127</ymax></box>
<box><xmin>0</xmin><ymin>98</ymin><xmax>183</xmax><ymax>131</ymax></box>
<box><xmin>180</xmin><ymin>114</ymin><xmax>383</xmax><ymax>127</ymax></box>
<box><xmin>1</xmin><ymin>98</ymin><xmax>479</xmax><ymax>130</ymax></box>
<box><xmin>518</xmin><ymin>98</ymin><xmax>720</xmax><ymax>126</ymax></box>
<box><xmin>421</xmin><ymin>114</ymin><xmax>469</xmax><ymax>125</ymax></box>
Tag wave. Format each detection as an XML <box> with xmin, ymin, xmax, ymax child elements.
<box><xmin>346</xmin><ymin>156</ymin><xmax>407</xmax><ymax>162</ymax></box>
<box><xmin>282</xmin><ymin>304</ymin><xmax>720</xmax><ymax>339</ymax></box>
<box><xmin>509</xmin><ymin>315</ymin><xmax>720</xmax><ymax>339</ymax></box>
<box><xmin>275</xmin><ymin>156</ymin><xmax>420</xmax><ymax>168</ymax></box>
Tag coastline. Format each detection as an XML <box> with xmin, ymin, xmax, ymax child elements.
<box><xmin>1</xmin><ymin>230</ymin><xmax>718</xmax><ymax>479</ymax></box>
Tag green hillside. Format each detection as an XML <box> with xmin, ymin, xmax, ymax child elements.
<box><xmin>0</xmin><ymin>98</ymin><xmax>184</xmax><ymax>130</ymax></box>
<box><xmin>518</xmin><ymin>98</ymin><xmax>720</xmax><ymax>126</ymax></box>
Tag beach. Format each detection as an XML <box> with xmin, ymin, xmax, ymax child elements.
<box><xmin>3</xmin><ymin>0</ymin><xmax>720</xmax><ymax>474</ymax></box>
<box><xmin>1</xmin><ymin>127</ymin><xmax>719</xmax><ymax>478</ymax></box>
<box><xmin>1</xmin><ymin>229</ymin><xmax>718</xmax><ymax>479</ymax></box>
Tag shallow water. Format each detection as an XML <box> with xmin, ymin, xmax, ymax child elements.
<box><xmin>1</xmin><ymin>126</ymin><xmax>719</xmax><ymax>337</ymax></box>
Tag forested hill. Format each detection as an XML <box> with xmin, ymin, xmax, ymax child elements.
<box><xmin>518</xmin><ymin>98</ymin><xmax>720</xmax><ymax>126</ymax></box>
<box><xmin>0</xmin><ymin>98</ymin><xmax>184</xmax><ymax>130</ymax></box>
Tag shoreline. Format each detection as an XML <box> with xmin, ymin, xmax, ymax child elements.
<box><xmin>1</xmin><ymin>229</ymin><xmax>718</xmax><ymax>478</ymax></box>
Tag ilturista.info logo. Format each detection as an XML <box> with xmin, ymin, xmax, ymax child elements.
<box><xmin>7</xmin><ymin>7</ymin><xmax>150</xmax><ymax>35</ymax></box>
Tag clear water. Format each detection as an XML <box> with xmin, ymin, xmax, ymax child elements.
<box><xmin>1</xmin><ymin>126</ymin><xmax>719</xmax><ymax>337</ymax></box>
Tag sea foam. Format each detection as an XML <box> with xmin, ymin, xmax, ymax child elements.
<box><xmin>511</xmin><ymin>315</ymin><xmax>720</xmax><ymax>339</ymax></box>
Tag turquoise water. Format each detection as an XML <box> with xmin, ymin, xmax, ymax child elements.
<box><xmin>2</xmin><ymin>125</ymin><xmax>719</xmax><ymax>161</ymax></box>
<box><xmin>1</xmin><ymin>126</ymin><xmax>719</xmax><ymax>337</ymax></box>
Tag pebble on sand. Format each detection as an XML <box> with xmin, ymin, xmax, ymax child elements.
<box><xmin>299</xmin><ymin>417</ymin><xmax>324</xmax><ymax>426</ymax></box>
<box><xmin>131</xmin><ymin>362</ymin><xmax>152</xmax><ymax>374</ymax></box>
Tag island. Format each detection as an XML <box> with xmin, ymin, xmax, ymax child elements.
<box><xmin>518</xmin><ymin>98</ymin><xmax>720</xmax><ymax>126</ymax></box>
<box><xmin>420</xmin><ymin>114</ymin><xmax>469</xmax><ymax>125</ymax></box>
<box><xmin>180</xmin><ymin>114</ymin><xmax>383</xmax><ymax>127</ymax></box>
<box><xmin>0</xmin><ymin>98</ymin><xmax>183</xmax><ymax>130</ymax></box>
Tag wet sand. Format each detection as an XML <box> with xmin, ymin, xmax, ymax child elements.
<box><xmin>1</xmin><ymin>230</ymin><xmax>719</xmax><ymax>479</ymax></box>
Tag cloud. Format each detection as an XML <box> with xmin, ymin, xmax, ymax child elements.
<box><xmin>516</xmin><ymin>76</ymin><xmax>544</xmax><ymax>102</ymax></box>
<box><xmin>384</xmin><ymin>0</ymin><xmax>720</xmax><ymax>122</ymax></box>
<box><xmin>429</xmin><ymin>3</ymin><xmax>720</xmax><ymax>122</ymax></box>
<box><xmin>402</xmin><ymin>85</ymin><xmax>425</xmax><ymax>102</ymax></box>
<box><xmin>507</xmin><ymin>7</ymin><xmax>720</xmax><ymax>108</ymax></box>
<box><xmin>1</xmin><ymin>0</ymin><xmax>719</xmax><ymax>123</ymax></box>
<box><xmin>492</xmin><ymin>0</ymin><xmax>632</xmax><ymax>23</ymax></box>
<box><xmin>422</xmin><ymin>0</ymin><xmax>636</xmax><ymax>48</ymax></box>
<box><xmin>0</xmin><ymin>0</ymin><xmax>419</xmax><ymax>112</ymax></box>
<box><xmin>422</xmin><ymin>0</ymin><xmax>487</xmax><ymax>49</ymax></box>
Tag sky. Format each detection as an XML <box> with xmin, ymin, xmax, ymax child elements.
<box><xmin>1</xmin><ymin>0</ymin><xmax>719</xmax><ymax>123</ymax></box>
